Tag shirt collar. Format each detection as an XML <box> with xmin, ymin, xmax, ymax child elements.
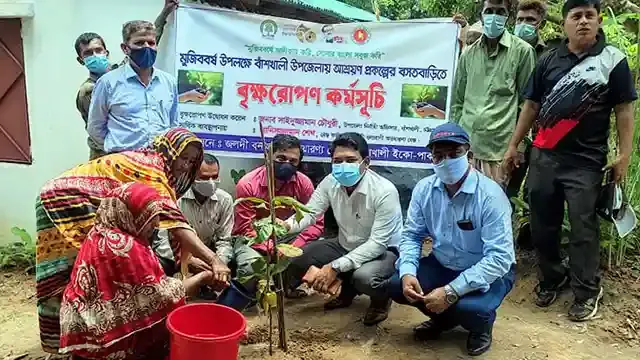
<box><xmin>432</xmin><ymin>168</ymin><xmax>479</xmax><ymax>196</ymax></box>
<box><xmin>354</xmin><ymin>170</ymin><xmax>371</xmax><ymax>196</ymax></box>
<box><xmin>124</xmin><ymin>62</ymin><xmax>159</xmax><ymax>82</ymax></box>
<box><xmin>181</xmin><ymin>188</ymin><xmax>218</xmax><ymax>202</ymax></box>
<box><xmin>557</xmin><ymin>31</ymin><xmax>606</xmax><ymax>58</ymax></box>
<box><xmin>481</xmin><ymin>31</ymin><xmax>512</xmax><ymax>57</ymax></box>
<box><xmin>88</xmin><ymin>63</ymin><xmax>116</xmax><ymax>82</ymax></box>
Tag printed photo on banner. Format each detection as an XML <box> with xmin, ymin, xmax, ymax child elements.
<box><xmin>400</xmin><ymin>84</ymin><xmax>448</xmax><ymax>120</ymax></box>
<box><xmin>177</xmin><ymin>70</ymin><xmax>224</xmax><ymax>106</ymax></box>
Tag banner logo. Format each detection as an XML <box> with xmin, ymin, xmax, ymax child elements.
<box><xmin>321</xmin><ymin>24</ymin><xmax>345</xmax><ymax>44</ymax></box>
<box><xmin>352</xmin><ymin>26</ymin><xmax>370</xmax><ymax>45</ymax></box>
<box><xmin>260</xmin><ymin>20</ymin><xmax>278</xmax><ymax>39</ymax></box>
<box><xmin>296</xmin><ymin>24</ymin><xmax>316</xmax><ymax>43</ymax></box>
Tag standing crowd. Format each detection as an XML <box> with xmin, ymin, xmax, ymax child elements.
<box><xmin>34</xmin><ymin>0</ymin><xmax>636</xmax><ymax>358</ymax></box>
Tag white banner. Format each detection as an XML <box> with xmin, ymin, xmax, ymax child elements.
<box><xmin>169</xmin><ymin>5</ymin><xmax>458</xmax><ymax>169</ymax></box>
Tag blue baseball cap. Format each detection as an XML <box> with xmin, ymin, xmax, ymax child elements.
<box><xmin>427</xmin><ymin>123</ymin><xmax>470</xmax><ymax>148</ymax></box>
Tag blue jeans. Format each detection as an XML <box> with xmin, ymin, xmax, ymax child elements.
<box><xmin>389</xmin><ymin>254</ymin><xmax>515</xmax><ymax>333</ymax></box>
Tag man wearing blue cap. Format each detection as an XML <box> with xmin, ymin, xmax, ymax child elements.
<box><xmin>388</xmin><ymin>123</ymin><xmax>515</xmax><ymax>356</ymax></box>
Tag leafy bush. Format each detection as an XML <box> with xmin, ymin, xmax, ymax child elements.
<box><xmin>0</xmin><ymin>227</ymin><xmax>36</xmax><ymax>272</ymax></box>
<box><xmin>233</xmin><ymin>197</ymin><xmax>309</xmax><ymax>312</ymax></box>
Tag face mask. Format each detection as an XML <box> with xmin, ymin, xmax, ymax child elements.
<box><xmin>514</xmin><ymin>23</ymin><xmax>537</xmax><ymax>42</ymax></box>
<box><xmin>274</xmin><ymin>162</ymin><xmax>297</xmax><ymax>182</ymax></box>
<box><xmin>332</xmin><ymin>161</ymin><xmax>364</xmax><ymax>187</ymax></box>
<box><xmin>128</xmin><ymin>46</ymin><xmax>157</xmax><ymax>69</ymax></box>
<box><xmin>84</xmin><ymin>54</ymin><xmax>109</xmax><ymax>75</ymax></box>
<box><xmin>192</xmin><ymin>179</ymin><xmax>217</xmax><ymax>198</ymax></box>
<box><xmin>482</xmin><ymin>14</ymin><xmax>507</xmax><ymax>39</ymax></box>
<box><xmin>433</xmin><ymin>153</ymin><xmax>469</xmax><ymax>185</ymax></box>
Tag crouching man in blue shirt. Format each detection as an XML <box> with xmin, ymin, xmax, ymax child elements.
<box><xmin>389</xmin><ymin>123</ymin><xmax>515</xmax><ymax>356</ymax></box>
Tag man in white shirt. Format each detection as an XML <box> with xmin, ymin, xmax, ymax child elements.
<box><xmin>283</xmin><ymin>133</ymin><xmax>403</xmax><ymax>326</ymax></box>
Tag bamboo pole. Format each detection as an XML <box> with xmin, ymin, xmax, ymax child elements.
<box><xmin>258</xmin><ymin>121</ymin><xmax>288</xmax><ymax>353</ymax></box>
<box><xmin>276</xmin><ymin>272</ymin><xmax>287</xmax><ymax>351</ymax></box>
<box><xmin>258</xmin><ymin>122</ymin><xmax>275</xmax><ymax>355</ymax></box>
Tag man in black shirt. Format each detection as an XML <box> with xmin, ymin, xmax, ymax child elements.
<box><xmin>503</xmin><ymin>0</ymin><xmax>636</xmax><ymax>321</ymax></box>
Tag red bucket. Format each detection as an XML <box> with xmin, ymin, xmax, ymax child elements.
<box><xmin>167</xmin><ymin>303</ymin><xmax>247</xmax><ymax>360</ymax></box>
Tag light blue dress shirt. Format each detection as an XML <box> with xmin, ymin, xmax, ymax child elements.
<box><xmin>87</xmin><ymin>63</ymin><xmax>179</xmax><ymax>153</ymax></box>
<box><xmin>397</xmin><ymin>169</ymin><xmax>515</xmax><ymax>296</ymax></box>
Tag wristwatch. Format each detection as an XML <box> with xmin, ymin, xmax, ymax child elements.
<box><xmin>444</xmin><ymin>285</ymin><xmax>460</xmax><ymax>305</ymax></box>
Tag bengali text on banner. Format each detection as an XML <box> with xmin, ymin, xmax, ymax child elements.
<box><xmin>170</xmin><ymin>5</ymin><xmax>459</xmax><ymax>168</ymax></box>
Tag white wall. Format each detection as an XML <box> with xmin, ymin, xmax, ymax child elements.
<box><xmin>0</xmin><ymin>0</ymin><xmax>167</xmax><ymax>243</ymax></box>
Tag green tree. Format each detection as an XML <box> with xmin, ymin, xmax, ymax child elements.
<box><xmin>340</xmin><ymin>0</ymin><xmax>478</xmax><ymax>21</ymax></box>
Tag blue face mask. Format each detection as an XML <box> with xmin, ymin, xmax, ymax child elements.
<box><xmin>129</xmin><ymin>46</ymin><xmax>157</xmax><ymax>69</ymax></box>
<box><xmin>433</xmin><ymin>153</ymin><xmax>469</xmax><ymax>185</ymax></box>
<box><xmin>482</xmin><ymin>14</ymin><xmax>507</xmax><ymax>39</ymax></box>
<box><xmin>514</xmin><ymin>23</ymin><xmax>537</xmax><ymax>42</ymax></box>
<box><xmin>84</xmin><ymin>54</ymin><xmax>109</xmax><ymax>75</ymax></box>
<box><xmin>332</xmin><ymin>161</ymin><xmax>364</xmax><ymax>187</ymax></box>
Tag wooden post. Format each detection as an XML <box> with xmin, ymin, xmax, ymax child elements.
<box><xmin>276</xmin><ymin>273</ymin><xmax>287</xmax><ymax>351</ymax></box>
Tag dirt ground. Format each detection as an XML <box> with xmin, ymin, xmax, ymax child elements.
<box><xmin>2</xmin><ymin>255</ymin><xmax>640</xmax><ymax>360</ymax></box>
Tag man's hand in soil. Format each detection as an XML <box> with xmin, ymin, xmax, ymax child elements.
<box><xmin>605</xmin><ymin>154</ymin><xmax>631</xmax><ymax>184</ymax></box>
<box><xmin>424</xmin><ymin>287</ymin><xmax>451</xmax><ymax>314</ymax></box>
<box><xmin>402</xmin><ymin>274</ymin><xmax>425</xmax><ymax>303</ymax></box>
<box><xmin>312</xmin><ymin>264</ymin><xmax>338</xmax><ymax>294</ymax></box>
<box><xmin>210</xmin><ymin>256</ymin><xmax>231</xmax><ymax>286</ymax></box>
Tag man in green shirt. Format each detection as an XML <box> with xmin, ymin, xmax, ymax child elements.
<box><xmin>452</xmin><ymin>0</ymin><xmax>536</xmax><ymax>186</ymax></box>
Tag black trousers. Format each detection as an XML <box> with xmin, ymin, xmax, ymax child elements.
<box><xmin>527</xmin><ymin>148</ymin><xmax>603</xmax><ymax>300</ymax></box>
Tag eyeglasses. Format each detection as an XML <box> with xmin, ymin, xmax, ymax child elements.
<box><xmin>431</xmin><ymin>150</ymin><xmax>467</xmax><ymax>164</ymax></box>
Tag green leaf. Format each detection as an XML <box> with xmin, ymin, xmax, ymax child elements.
<box><xmin>236</xmin><ymin>274</ymin><xmax>257</xmax><ymax>284</ymax></box>
<box><xmin>10</xmin><ymin>227</ymin><xmax>32</xmax><ymax>245</ymax></box>
<box><xmin>295</xmin><ymin>207</ymin><xmax>305</xmax><ymax>223</ymax></box>
<box><xmin>509</xmin><ymin>197</ymin><xmax>529</xmax><ymax>212</ymax></box>
<box><xmin>273</xmin><ymin>196</ymin><xmax>311</xmax><ymax>213</ymax></box>
<box><xmin>250</xmin><ymin>257</ymin><xmax>267</xmax><ymax>274</ymax></box>
<box><xmin>233</xmin><ymin>197</ymin><xmax>268</xmax><ymax>207</ymax></box>
<box><xmin>273</xmin><ymin>223</ymin><xmax>288</xmax><ymax>238</ymax></box>
<box><xmin>256</xmin><ymin>223</ymin><xmax>273</xmax><ymax>243</ymax></box>
<box><xmin>270</xmin><ymin>258</ymin><xmax>291</xmax><ymax>276</ymax></box>
<box><xmin>276</xmin><ymin>244</ymin><xmax>303</xmax><ymax>258</ymax></box>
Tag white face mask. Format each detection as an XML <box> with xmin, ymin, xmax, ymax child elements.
<box><xmin>192</xmin><ymin>179</ymin><xmax>217</xmax><ymax>198</ymax></box>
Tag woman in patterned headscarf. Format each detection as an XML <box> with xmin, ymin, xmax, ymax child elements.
<box><xmin>35</xmin><ymin>128</ymin><xmax>230</xmax><ymax>354</ymax></box>
<box><xmin>59</xmin><ymin>183</ymin><xmax>211</xmax><ymax>359</ymax></box>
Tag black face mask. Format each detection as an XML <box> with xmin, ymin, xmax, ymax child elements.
<box><xmin>274</xmin><ymin>161</ymin><xmax>297</xmax><ymax>181</ymax></box>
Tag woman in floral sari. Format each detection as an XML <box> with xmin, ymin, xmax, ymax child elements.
<box><xmin>59</xmin><ymin>182</ymin><xmax>210</xmax><ymax>359</ymax></box>
<box><xmin>35</xmin><ymin>128</ymin><xmax>230</xmax><ymax>354</ymax></box>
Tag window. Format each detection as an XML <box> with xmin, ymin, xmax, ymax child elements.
<box><xmin>0</xmin><ymin>18</ymin><xmax>31</xmax><ymax>164</ymax></box>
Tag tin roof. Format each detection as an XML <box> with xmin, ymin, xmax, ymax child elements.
<box><xmin>276</xmin><ymin>0</ymin><xmax>387</xmax><ymax>22</ymax></box>
<box><xmin>195</xmin><ymin>0</ymin><xmax>384</xmax><ymax>23</ymax></box>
